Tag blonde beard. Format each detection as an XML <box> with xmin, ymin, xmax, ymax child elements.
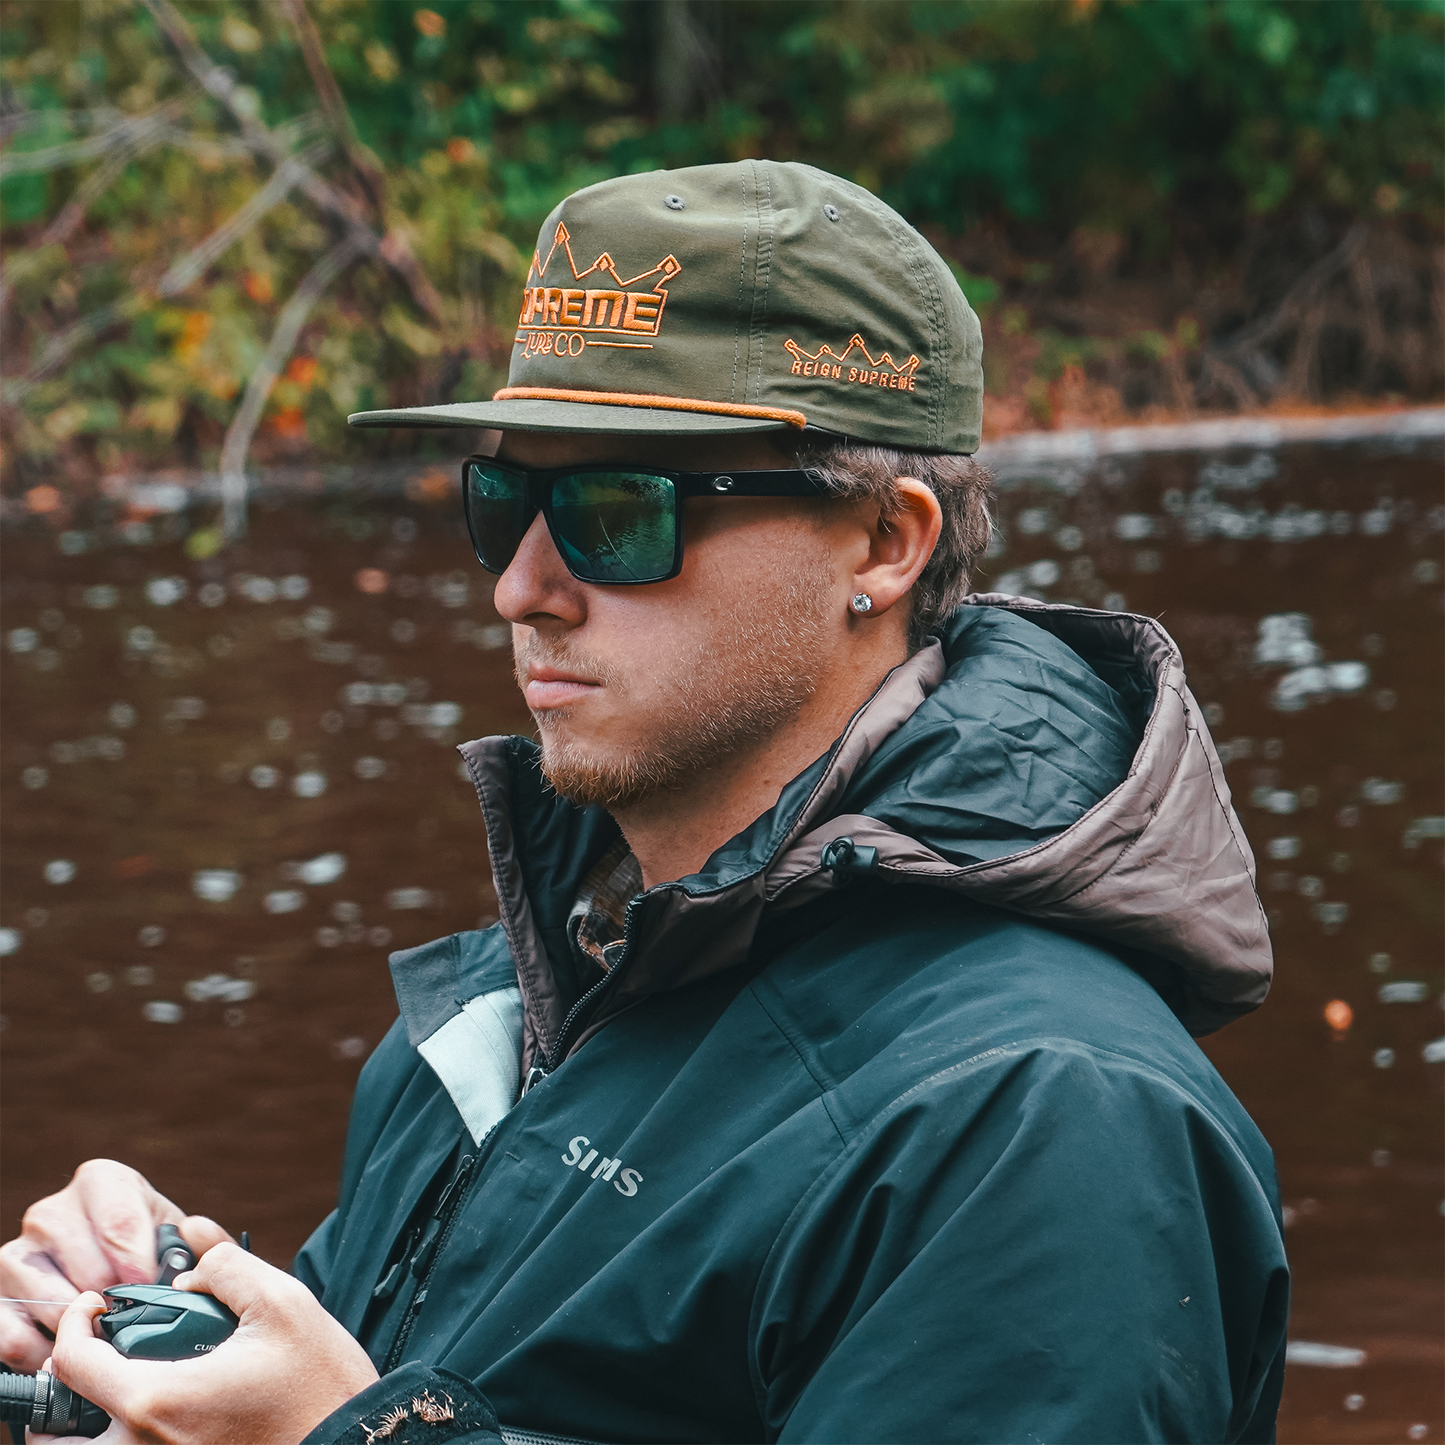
<box><xmin>517</xmin><ymin>559</ymin><xmax>835</xmax><ymax>811</ymax></box>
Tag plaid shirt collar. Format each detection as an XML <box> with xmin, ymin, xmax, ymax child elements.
<box><xmin>567</xmin><ymin>836</ymin><xmax>642</xmax><ymax>980</ymax></box>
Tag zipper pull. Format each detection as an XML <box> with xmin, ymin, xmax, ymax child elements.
<box><xmin>372</xmin><ymin>1224</ymin><xmax>421</xmax><ymax>1300</ymax></box>
<box><xmin>372</xmin><ymin>1259</ymin><xmax>404</xmax><ymax>1300</ymax></box>
<box><xmin>407</xmin><ymin>1153</ymin><xmax>475</xmax><ymax>1279</ymax></box>
<box><xmin>522</xmin><ymin>1064</ymin><xmax>549</xmax><ymax>1095</ymax></box>
<box><xmin>435</xmin><ymin>1152</ymin><xmax>476</xmax><ymax>1214</ymax></box>
<box><xmin>408</xmin><ymin>1219</ymin><xmax>444</xmax><ymax>1280</ymax></box>
<box><xmin>371</xmin><ymin>1251</ymin><xmax>409</xmax><ymax>1299</ymax></box>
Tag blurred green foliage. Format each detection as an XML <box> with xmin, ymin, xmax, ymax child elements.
<box><xmin>1</xmin><ymin>0</ymin><xmax>1440</xmax><ymax>490</ymax></box>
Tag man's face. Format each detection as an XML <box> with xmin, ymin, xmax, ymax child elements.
<box><xmin>492</xmin><ymin>429</ymin><xmax>857</xmax><ymax>809</ymax></box>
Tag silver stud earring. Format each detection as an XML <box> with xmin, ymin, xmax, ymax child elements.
<box><xmin>850</xmin><ymin>592</ymin><xmax>873</xmax><ymax>615</ymax></box>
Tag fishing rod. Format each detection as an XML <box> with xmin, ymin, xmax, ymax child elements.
<box><xmin>0</xmin><ymin>1227</ymin><xmax>250</xmax><ymax>1312</ymax></box>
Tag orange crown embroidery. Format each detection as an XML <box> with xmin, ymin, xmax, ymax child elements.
<box><xmin>784</xmin><ymin>334</ymin><xmax>921</xmax><ymax>393</ymax></box>
<box><xmin>517</xmin><ymin>222</ymin><xmax>682</xmax><ymax>341</ymax></box>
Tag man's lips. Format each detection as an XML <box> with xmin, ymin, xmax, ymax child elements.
<box><xmin>523</xmin><ymin>665</ymin><xmax>602</xmax><ymax>709</ymax></box>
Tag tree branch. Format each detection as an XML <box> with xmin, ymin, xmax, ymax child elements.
<box><xmin>152</xmin><ymin>136</ymin><xmax>331</xmax><ymax>295</ymax></box>
<box><xmin>1196</xmin><ymin>352</ymin><xmax>1259</xmax><ymax>411</ymax></box>
<box><xmin>0</xmin><ymin>107</ymin><xmax>127</xmax><ymax>142</ymax></box>
<box><xmin>1</xmin><ymin>136</ymin><xmax>158</xmax><ymax>318</ymax></box>
<box><xmin>220</xmin><ymin>232</ymin><xmax>367</xmax><ymax>537</ymax></box>
<box><xmin>1205</xmin><ymin>222</ymin><xmax>1369</xmax><ymax>402</ymax></box>
<box><xmin>0</xmin><ymin>106</ymin><xmax>174</xmax><ymax>177</ymax></box>
<box><xmin>273</xmin><ymin>0</ymin><xmax>445</xmax><ymax>323</ymax></box>
<box><xmin>137</xmin><ymin>0</ymin><xmax>442</xmax><ymax>322</ymax></box>
<box><xmin>3</xmin><ymin>297</ymin><xmax>143</xmax><ymax>403</ymax></box>
<box><xmin>161</xmin><ymin>110</ymin><xmax>327</xmax><ymax>163</ymax></box>
<box><xmin>1214</xmin><ymin>223</ymin><xmax>1369</xmax><ymax>358</ymax></box>
<box><xmin>2</xmin><ymin>137</ymin><xmax>329</xmax><ymax>398</ymax></box>
<box><xmin>38</xmin><ymin>144</ymin><xmax>145</xmax><ymax>249</ymax></box>
<box><xmin>36</xmin><ymin>102</ymin><xmax>187</xmax><ymax>248</ymax></box>
<box><xmin>272</xmin><ymin>0</ymin><xmax>386</xmax><ymax>213</ymax></box>
<box><xmin>0</xmin><ymin>109</ymin><xmax>325</xmax><ymax>328</ymax></box>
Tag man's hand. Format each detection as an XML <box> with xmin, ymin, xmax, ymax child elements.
<box><xmin>45</xmin><ymin>1243</ymin><xmax>380</xmax><ymax>1444</ymax></box>
<box><xmin>0</xmin><ymin>1159</ymin><xmax>229</xmax><ymax>1371</ymax></box>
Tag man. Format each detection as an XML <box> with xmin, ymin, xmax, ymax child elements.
<box><xmin>2</xmin><ymin>161</ymin><xmax>1287</xmax><ymax>1444</ymax></box>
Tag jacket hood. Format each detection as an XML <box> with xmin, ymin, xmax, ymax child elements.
<box><xmin>459</xmin><ymin>598</ymin><xmax>1271</xmax><ymax>1068</ymax></box>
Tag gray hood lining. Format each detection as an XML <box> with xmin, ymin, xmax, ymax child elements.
<box><xmin>769</xmin><ymin>599</ymin><xmax>1271</xmax><ymax>1033</ymax></box>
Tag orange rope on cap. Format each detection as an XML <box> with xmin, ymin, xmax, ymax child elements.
<box><xmin>492</xmin><ymin>386</ymin><xmax>807</xmax><ymax>429</ymax></box>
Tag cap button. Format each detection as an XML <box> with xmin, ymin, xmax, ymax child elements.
<box><xmin>664</xmin><ymin>194</ymin><xmax>686</xmax><ymax>211</ymax></box>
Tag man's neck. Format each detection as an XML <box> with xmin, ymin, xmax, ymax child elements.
<box><xmin>610</xmin><ymin>658</ymin><xmax>898</xmax><ymax>890</ymax></box>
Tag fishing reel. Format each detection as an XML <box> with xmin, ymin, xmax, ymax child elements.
<box><xmin>0</xmin><ymin>1226</ymin><xmax>238</xmax><ymax>1438</ymax></box>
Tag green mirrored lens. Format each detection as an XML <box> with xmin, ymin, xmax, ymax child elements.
<box><xmin>550</xmin><ymin>473</ymin><xmax>677</xmax><ymax>583</ymax></box>
<box><xmin>465</xmin><ymin>463</ymin><xmax>530</xmax><ymax>574</ymax></box>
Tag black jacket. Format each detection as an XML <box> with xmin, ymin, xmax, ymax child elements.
<box><xmin>300</xmin><ymin>602</ymin><xmax>1288</xmax><ymax>1444</ymax></box>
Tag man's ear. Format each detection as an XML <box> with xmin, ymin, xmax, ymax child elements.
<box><xmin>849</xmin><ymin>478</ymin><xmax>943</xmax><ymax>618</ymax></box>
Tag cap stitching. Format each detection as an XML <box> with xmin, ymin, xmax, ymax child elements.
<box><xmin>852</xmin><ymin>190</ymin><xmax>942</xmax><ymax>448</ymax></box>
<box><xmin>749</xmin><ymin>166</ymin><xmax>775</xmax><ymax>404</ymax></box>
<box><xmin>923</xmin><ymin>233</ymin><xmax>951</xmax><ymax>450</ymax></box>
<box><xmin>882</xmin><ymin>205</ymin><xmax>946</xmax><ymax>449</ymax></box>
<box><xmin>492</xmin><ymin>386</ymin><xmax>805</xmax><ymax>428</ymax></box>
<box><xmin>921</xmin><ymin>236</ymin><xmax>947</xmax><ymax>448</ymax></box>
<box><xmin>896</xmin><ymin>221</ymin><xmax>945</xmax><ymax>449</ymax></box>
<box><xmin>732</xmin><ymin>166</ymin><xmax>751</xmax><ymax>407</ymax></box>
<box><xmin>925</xmin><ymin>241</ymin><xmax>948</xmax><ymax>450</ymax></box>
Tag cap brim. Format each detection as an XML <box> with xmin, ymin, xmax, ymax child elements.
<box><xmin>347</xmin><ymin>400</ymin><xmax>792</xmax><ymax>436</ymax></box>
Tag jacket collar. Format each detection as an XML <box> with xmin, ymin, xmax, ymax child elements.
<box><xmin>459</xmin><ymin>597</ymin><xmax>1273</xmax><ymax>1069</ymax></box>
<box><xmin>458</xmin><ymin>641</ymin><xmax>945</xmax><ymax>1072</ymax></box>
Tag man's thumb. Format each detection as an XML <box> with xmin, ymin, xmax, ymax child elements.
<box><xmin>178</xmin><ymin>1213</ymin><xmax>235</xmax><ymax>1256</ymax></box>
<box><xmin>174</xmin><ymin>1242</ymin><xmax>289</xmax><ymax>1320</ymax></box>
<box><xmin>50</xmin><ymin>1293</ymin><xmax>125</xmax><ymax>1406</ymax></box>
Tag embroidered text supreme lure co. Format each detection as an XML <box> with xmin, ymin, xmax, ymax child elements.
<box><xmin>350</xmin><ymin>160</ymin><xmax>984</xmax><ymax>455</ymax></box>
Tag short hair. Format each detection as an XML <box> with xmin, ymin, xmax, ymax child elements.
<box><xmin>790</xmin><ymin>438</ymin><xmax>995</xmax><ymax>652</ymax></box>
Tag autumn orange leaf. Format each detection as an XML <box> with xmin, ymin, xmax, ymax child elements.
<box><xmin>268</xmin><ymin>405</ymin><xmax>307</xmax><ymax>439</ymax></box>
<box><xmin>25</xmin><ymin>485</ymin><xmax>62</xmax><ymax>515</ymax></box>
<box><xmin>286</xmin><ymin>356</ymin><xmax>319</xmax><ymax>387</ymax></box>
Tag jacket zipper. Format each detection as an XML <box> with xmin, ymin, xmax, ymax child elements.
<box><xmin>499</xmin><ymin>1429</ymin><xmax>601</xmax><ymax>1445</ymax></box>
<box><xmin>528</xmin><ymin>897</ymin><xmax>643</xmax><ymax>1088</ymax></box>
<box><xmin>380</xmin><ymin>1146</ymin><xmax>480</xmax><ymax>1372</ymax></box>
<box><xmin>381</xmin><ymin>907</ymin><xmax>644</xmax><ymax>1360</ymax></box>
<box><xmin>384</xmin><ymin>904</ymin><xmax>645</xmax><ymax>1360</ymax></box>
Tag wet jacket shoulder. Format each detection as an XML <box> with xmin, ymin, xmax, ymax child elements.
<box><xmin>296</xmin><ymin>600</ymin><xmax>1289</xmax><ymax>1445</ymax></box>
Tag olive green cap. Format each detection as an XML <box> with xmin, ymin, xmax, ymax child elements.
<box><xmin>349</xmin><ymin>159</ymin><xmax>984</xmax><ymax>454</ymax></box>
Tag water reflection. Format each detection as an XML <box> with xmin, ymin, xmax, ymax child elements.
<box><xmin>1</xmin><ymin>435</ymin><xmax>1440</xmax><ymax>1444</ymax></box>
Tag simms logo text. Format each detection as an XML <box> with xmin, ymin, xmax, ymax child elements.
<box><xmin>516</xmin><ymin>221</ymin><xmax>682</xmax><ymax>358</ymax></box>
<box><xmin>562</xmin><ymin>1135</ymin><xmax>643</xmax><ymax>1197</ymax></box>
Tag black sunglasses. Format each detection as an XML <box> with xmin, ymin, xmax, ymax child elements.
<box><xmin>460</xmin><ymin>457</ymin><xmax>828</xmax><ymax>584</ymax></box>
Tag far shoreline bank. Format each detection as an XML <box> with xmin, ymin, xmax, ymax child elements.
<box><xmin>4</xmin><ymin>404</ymin><xmax>1443</xmax><ymax>525</ymax></box>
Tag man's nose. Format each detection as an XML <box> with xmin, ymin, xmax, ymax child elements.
<box><xmin>493</xmin><ymin>512</ymin><xmax>585</xmax><ymax>627</ymax></box>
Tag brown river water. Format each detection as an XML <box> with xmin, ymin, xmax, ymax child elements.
<box><xmin>1</xmin><ymin>434</ymin><xmax>1441</xmax><ymax>1443</ymax></box>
